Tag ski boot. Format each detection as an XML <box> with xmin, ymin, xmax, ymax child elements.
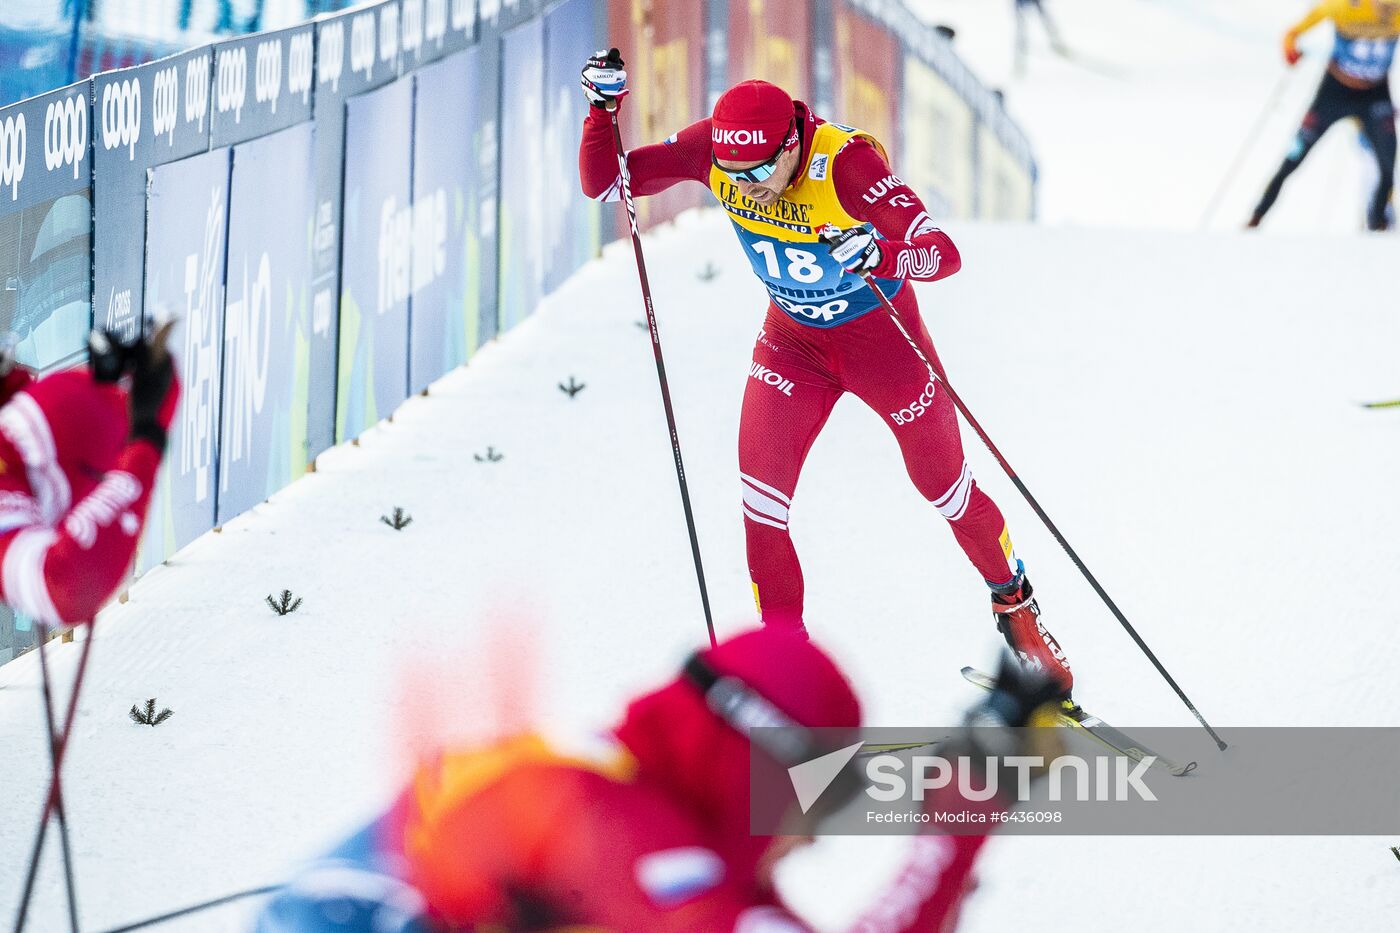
<box><xmin>990</xmin><ymin>568</ymin><xmax>1075</xmax><ymax>704</ymax></box>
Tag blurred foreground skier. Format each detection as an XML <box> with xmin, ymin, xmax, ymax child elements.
<box><xmin>254</xmin><ymin>628</ymin><xmax>1063</xmax><ymax>932</ymax></box>
<box><xmin>1249</xmin><ymin>0</ymin><xmax>1400</xmax><ymax>231</ymax></box>
<box><xmin>577</xmin><ymin>50</ymin><xmax>1076</xmax><ymax>697</ymax></box>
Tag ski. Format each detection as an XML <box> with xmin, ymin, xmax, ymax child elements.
<box><xmin>961</xmin><ymin>667</ymin><xmax>1197</xmax><ymax>777</ymax></box>
<box><xmin>1360</xmin><ymin>398</ymin><xmax>1400</xmax><ymax>409</ymax></box>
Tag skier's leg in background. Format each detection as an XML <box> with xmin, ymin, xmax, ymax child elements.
<box><xmin>842</xmin><ymin>300</ymin><xmax>1075</xmax><ymax>694</ymax></box>
<box><xmin>1251</xmin><ymin>76</ymin><xmax>1348</xmax><ymax>225</ymax></box>
<box><xmin>1360</xmin><ymin>93</ymin><xmax>1397</xmax><ymax>231</ymax></box>
<box><xmin>738</xmin><ymin>321</ymin><xmax>841</xmax><ymax>633</ymax></box>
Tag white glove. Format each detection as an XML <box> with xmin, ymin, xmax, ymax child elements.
<box><xmin>581</xmin><ymin>48</ymin><xmax>628</xmax><ymax>110</ymax></box>
<box><xmin>819</xmin><ymin>224</ymin><xmax>882</xmax><ymax>276</ymax></box>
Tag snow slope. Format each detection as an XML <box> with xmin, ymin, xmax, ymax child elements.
<box><xmin>2</xmin><ymin>209</ymin><xmax>1398</xmax><ymax>930</ymax></box>
<box><xmin>908</xmin><ymin>0</ymin><xmax>1389</xmax><ymax>232</ymax></box>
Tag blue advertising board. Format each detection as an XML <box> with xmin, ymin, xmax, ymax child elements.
<box><xmin>217</xmin><ymin>122</ymin><xmax>315</xmax><ymax>524</ymax></box>
<box><xmin>139</xmin><ymin>147</ymin><xmax>231</xmax><ymax>571</ymax></box>
<box><xmin>410</xmin><ymin>49</ymin><xmax>478</xmax><ymax>392</ymax></box>
<box><xmin>0</xmin><ymin>80</ymin><xmax>93</xmax><ymax>374</ymax></box>
<box><xmin>336</xmin><ymin>76</ymin><xmax>413</xmax><ymax>443</ymax></box>
<box><xmin>497</xmin><ymin>17</ymin><xmax>544</xmax><ymax>335</ymax></box>
<box><xmin>93</xmin><ymin>48</ymin><xmax>213</xmax><ymax>342</ymax></box>
<box><xmin>542</xmin><ymin>0</ymin><xmax>599</xmax><ymax>293</ymax></box>
<box><xmin>309</xmin><ymin>0</ymin><xmax>405</xmax><ymax>459</ymax></box>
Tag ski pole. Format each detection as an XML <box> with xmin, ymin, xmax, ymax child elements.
<box><xmin>14</xmin><ymin>622</ymin><xmax>96</xmax><ymax>933</ymax></box>
<box><xmin>608</xmin><ymin>111</ymin><xmax>716</xmax><ymax>648</ymax></box>
<box><xmin>848</xmin><ymin>260</ymin><xmax>1227</xmax><ymax>750</ymax></box>
<box><xmin>1199</xmin><ymin>65</ymin><xmax>1298</xmax><ymax>229</ymax></box>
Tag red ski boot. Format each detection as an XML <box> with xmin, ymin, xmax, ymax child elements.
<box><xmin>991</xmin><ymin>572</ymin><xmax>1074</xmax><ymax>699</ymax></box>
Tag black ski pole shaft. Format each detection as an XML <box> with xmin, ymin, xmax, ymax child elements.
<box><xmin>859</xmin><ymin>272</ymin><xmax>1228</xmax><ymax>750</ymax></box>
<box><xmin>1199</xmin><ymin>66</ymin><xmax>1296</xmax><ymax>229</ymax></box>
<box><xmin>96</xmin><ymin>885</ymin><xmax>282</xmax><ymax>933</ymax></box>
<box><xmin>609</xmin><ymin>110</ymin><xmax>716</xmax><ymax>647</ymax></box>
<box><xmin>15</xmin><ymin>623</ymin><xmax>96</xmax><ymax>933</ymax></box>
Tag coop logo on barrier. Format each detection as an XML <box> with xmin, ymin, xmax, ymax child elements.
<box><xmin>101</xmin><ymin>78</ymin><xmax>141</xmax><ymax>159</ymax></box>
<box><xmin>44</xmin><ymin>94</ymin><xmax>86</xmax><ymax>179</ymax></box>
<box><xmin>318</xmin><ymin>21</ymin><xmax>345</xmax><ymax>92</ymax></box>
<box><xmin>288</xmin><ymin>31</ymin><xmax>313</xmax><ymax>104</ymax></box>
<box><xmin>216</xmin><ymin>46</ymin><xmax>248</xmax><ymax>123</ymax></box>
<box><xmin>224</xmin><ymin>252</ymin><xmax>273</xmax><ymax>465</ymax></box>
<box><xmin>425</xmin><ymin>0</ymin><xmax>447</xmax><ymax>47</ymax></box>
<box><xmin>182</xmin><ymin>186</ymin><xmax>226</xmax><ymax>502</ymax></box>
<box><xmin>254</xmin><ymin>39</ymin><xmax>283</xmax><ymax>113</ymax></box>
<box><xmin>0</xmin><ymin>113</ymin><xmax>25</xmax><ymax>200</ymax></box>
<box><xmin>402</xmin><ymin>0</ymin><xmax>424</xmax><ymax>58</ymax></box>
<box><xmin>151</xmin><ymin>65</ymin><xmax>179</xmax><ymax>145</ymax></box>
<box><xmin>186</xmin><ymin>53</ymin><xmax>210</xmax><ymax>131</ymax></box>
<box><xmin>350</xmin><ymin>11</ymin><xmax>376</xmax><ymax>81</ymax></box>
<box><xmin>379</xmin><ymin>4</ymin><xmax>401</xmax><ymax>68</ymax></box>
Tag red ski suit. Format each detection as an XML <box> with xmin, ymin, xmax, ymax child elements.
<box><xmin>580</xmin><ymin>102</ymin><xmax>1020</xmax><ymax>628</ymax></box>
<box><xmin>0</xmin><ymin>368</ymin><xmax>167</xmax><ymax>627</ymax></box>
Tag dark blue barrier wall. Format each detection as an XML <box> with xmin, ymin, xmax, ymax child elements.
<box><xmin>411</xmin><ymin>50</ymin><xmax>476</xmax><ymax>392</ymax></box>
<box><xmin>336</xmin><ymin>76</ymin><xmax>414</xmax><ymax>443</ymax></box>
<box><xmin>139</xmin><ymin>147</ymin><xmax>231</xmax><ymax>572</ymax></box>
<box><xmin>497</xmin><ymin>17</ymin><xmax>545</xmax><ymax>335</ymax></box>
<box><xmin>542</xmin><ymin>0</ymin><xmax>600</xmax><ymax>294</ymax></box>
<box><xmin>217</xmin><ymin>122</ymin><xmax>316</xmax><ymax>523</ymax></box>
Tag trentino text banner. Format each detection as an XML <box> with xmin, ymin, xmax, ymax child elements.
<box><xmin>139</xmin><ymin>147</ymin><xmax>232</xmax><ymax>571</ymax></box>
<box><xmin>411</xmin><ymin>49</ymin><xmax>480</xmax><ymax>392</ymax></box>
<box><xmin>217</xmin><ymin>122</ymin><xmax>316</xmax><ymax>524</ymax></box>
<box><xmin>722</xmin><ymin>0</ymin><xmax>813</xmax><ymax>104</ymax></box>
<box><xmin>498</xmin><ymin>17</ymin><xmax>546</xmax><ymax>335</ymax></box>
<box><xmin>542</xmin><ymin>0</ymin><xmax>601</xmax><ymax>295</ymax></box>
<box><xmin>337</xmin><ymin>77</ymin><xmax>414</xmax><ymax>444</ymax></box>
<box><xmin>0</xmin><ymin>80</ymin><xmax>92</xmax><ymax>374</ymax></box>
<box><xmin>606</xmin><ymin>0</ymin><xmax>706</xmax><ymax>233</ymax></box>
<box><xmin>93</xmin><ymin>47</ymin><xmax>214</xmax><ymax>341</ymax></box>
<box><xmin>309</xmin><ymin>0</ymin><xmax>406</xmax><ymax>459</ymax></box>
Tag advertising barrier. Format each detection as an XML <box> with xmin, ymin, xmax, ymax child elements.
<box><xmin>0</xmin><ymin>0</ymin><xmax>1036</xmax><ymax>664</ymax></box>
<box><xmin>93</xmin><ymin>47</ymin><xmax>213</xmax><ymax>342</ymax></box>
<box><xmin>498</xmin><ymin>18</ymin><xmax>547</xmax><ymax>334</ymax></box>
<box><xmin>411</xmin><ymin>48</ymin><xmax>483</xmax><ymax>391</ymax></box>
<box><xmin>139</xmin><ymin>146</ymin><xmax>232</xmax><ymax>571</ymax></box>
<box><xmin>336</xmin><ymin>76</ymin><xmax>414</xmax><ymax>443</ymax></box>
<box><xmin>217</xmin><ymin>122</ymin><xmax>317</xmax><ymax>523</ymax></box>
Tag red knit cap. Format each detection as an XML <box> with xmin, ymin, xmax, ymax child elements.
<box><xmin>711</xmin><ymin>80</ymin><xmax>798</xmax><ymax>162</ymax></box>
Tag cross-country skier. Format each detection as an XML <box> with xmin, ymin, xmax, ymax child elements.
<box><xmin>1249</xmin><ymin>0</ymin><xmax>1400</xmax><ymax>231</ymax></box>
<box><xmin>253</xmin><ymin>628</ymin><xmax>1064</xmax><ymax>931</ymax></box>
<box><xmin>0</xmin><ymin>327</ymin><xmax>179</xmax><ymax>627</ymax></box>
<box><xmin>576</xmin><ymin>50</ymin><xmax>1075</xmax><ymax>696</ymax></box>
